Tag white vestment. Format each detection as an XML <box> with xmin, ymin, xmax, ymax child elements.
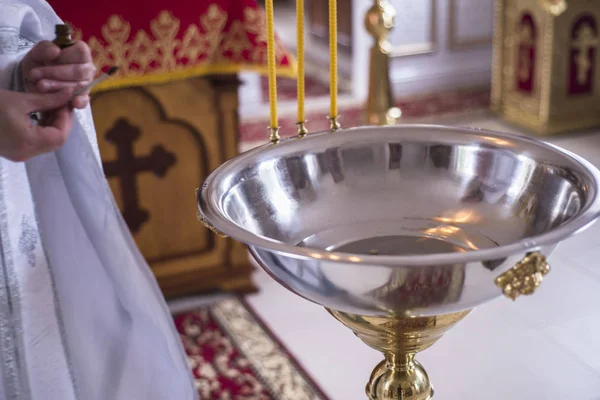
<box><xmin>0</xmin><ymin>1</ymin><xmax>197</xmax><ymax>399</ymax></box>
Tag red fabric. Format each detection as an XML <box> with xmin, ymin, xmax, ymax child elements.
<box><xmin>48</xmin><ymin>0</ymin><xmax>296</xmax><ymax>91</ymax></box>
<box><xmin>51</xmin><ymin>0</ymin><xmax>261</xmax><ymax>33</ymax></box>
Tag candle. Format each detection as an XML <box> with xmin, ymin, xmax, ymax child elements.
<box><xmin>265</xmin><ymin>0</ymin><xmax>278</xmax><ymax>133</ymax></box>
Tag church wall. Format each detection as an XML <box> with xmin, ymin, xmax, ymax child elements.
<box><xmin>351</xmin><ymin>0</ymin><xmax>494</xmax><ymax>98</ymax></box>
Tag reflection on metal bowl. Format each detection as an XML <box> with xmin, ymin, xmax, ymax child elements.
<box><xmin>198</xmin><ymin>125</ymin><xmax>600</xmax><ymax>316</ymax></box>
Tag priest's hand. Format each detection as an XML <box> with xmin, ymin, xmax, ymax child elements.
<box><xmin>21</xmin><ymin>40</ymin><xmax>96</xmax><ymax>110</ymax></box>
<box><xmin>0</xmin><ymin>89</ymin><xmax>74</xmax><ymax>162</ymax></box>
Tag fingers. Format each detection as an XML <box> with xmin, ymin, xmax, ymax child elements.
<box><xmin>35</xmin><ymin>79</ymin><xmax>91</xmax><ymax>93</ymax></box>
<box><xmin>54</xmin><ymin>41</ymin><xmax>93</xmax><ymax>65</ymax></box>
<box><xmin>26</xmin><ymin>41</ymin><xmax>61</xmax><ymax>64</ymax></box>
<box><xmin>42</xmin><ymin>106</ymin><xmax>72</xmax><ymax>135</ymax></box>
<box><xmin>29</xmin><ymin>63</ymin><xmax>96</xmax><ymax>84</ymax></box>
<box><xmin>0</xmin><ymin>88</ymin><xmax>75</xmax><ymax>162</ymax></box>
<box><xmin>71</xmin><ymin>94</ymin><xmax>90</xmax><ymax>109</ymax></box>
<box><xmin>21</xmin><ymin>89</ymin><xmax>73</xmax><ymax>113</ymax></box>
<box><xmin>32</xmin><ymin>107</ymin><xmax>73</xmax><ymax>154</ymax></box>
<box><xmin>24</xmin><ymin>41</ymin><xmax>96</xmax><ymax>97</ymax></box>
<box><xmin>7</xmin><ymin>105</ymin><xmax>73</xmax><ymax>161</ymax></box>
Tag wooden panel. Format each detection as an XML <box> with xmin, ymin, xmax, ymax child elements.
<box><xmin>94</xmin><ymin>86</ymin><xmax>211</xmax><ymax>263</ymax></box>
<box><xmin>90</xmin><ymin>76</ymin><xmax>255</xmax><ymax>299</ymax></box>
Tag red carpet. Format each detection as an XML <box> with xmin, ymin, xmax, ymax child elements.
<box><xmin>175</xmin><ymin>297</ymin><xmax>329</xmax><ymax>400</ymax></box>
<box><xmin>240</xmin><ymin>88</ymin><xmax>491</xmax><ymax>143</ymax></box>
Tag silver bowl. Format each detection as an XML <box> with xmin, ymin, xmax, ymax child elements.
<box><xmin>198</xmin><ymin>125</ymin><xmax>600</xmax><ymax>316</ymax></box>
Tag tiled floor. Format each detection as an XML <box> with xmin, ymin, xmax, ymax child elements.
<box><xmin>232</xmin><ymin>113</ymin><xmax>600</xmax><ymax>399</ymax></box>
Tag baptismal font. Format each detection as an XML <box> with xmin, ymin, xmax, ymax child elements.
<box><xmin>197</xmin><ymin>1</ymin><xmax>600</xmax><ymax>398</ymax></box>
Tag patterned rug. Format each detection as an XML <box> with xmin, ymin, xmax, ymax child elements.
<box><xmin>240</xmin><ymin>87</ymin><xmax>491</xmax><ymax>143</ymax></box>
<box><xmin>174</xmin><ymin>297</ymin><xmax>329</xmax><ymax>400</ymax></box>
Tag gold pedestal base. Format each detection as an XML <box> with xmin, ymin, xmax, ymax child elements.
<box><xmin>367</xmin><ymin>356</ymin><xmax>432</xmax><ymax>400</ymax></box>
<box><xmin>328</xmin><ymin>309</ymin><xmax>471</xmax><ymax>400</ymax></box>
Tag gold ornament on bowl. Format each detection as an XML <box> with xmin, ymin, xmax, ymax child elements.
<box><xmin>540</xmin><ymin>0</ymin><xmax>568</xmax><ymax>16</ymax></box>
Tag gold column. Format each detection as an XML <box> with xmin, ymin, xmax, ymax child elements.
<box><xmin>329</xmin><ymin>309</ymin><xmax>471</xmax><ymax>400</ymax></box>
<box><xmin>364</xmin><ymin>0</ymin><xmax>401</xmax><ymax>125</ymax></box>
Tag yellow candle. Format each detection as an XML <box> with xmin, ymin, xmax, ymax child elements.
<box><xmin>329</xmin><ymin>0</ymin><xmax>338</xmax><ymax>119</ymax></box>
<box><xmin>265</xmin><ymin>0</ymin><xmax>278</xmax><ymax>130</ymax></box>
<box><xmin>296</xmin><ymin>0</ymin><xmax>306</xmax><ymax>125</ymax></box>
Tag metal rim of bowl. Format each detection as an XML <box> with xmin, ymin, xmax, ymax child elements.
<box><xmin>198</xmin><ymin>124</ymin><xmax>600</xmax><ymax>267</ymax></box>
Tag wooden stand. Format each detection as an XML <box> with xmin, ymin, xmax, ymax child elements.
<box><xmin>90</xmin><ymin>75</ymin><xmax>256</xmax><ymax>299</ymax></box>
<box><xmin>492</xmin><ymin>0</ymin><xmax>600</xmax><ymax>135</ymax></box>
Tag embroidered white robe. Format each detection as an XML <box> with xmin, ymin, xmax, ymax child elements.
<box><xmin>0</xmin><ymin>1</ymin><xmax>197</xmax><ymax>399</ymax></box>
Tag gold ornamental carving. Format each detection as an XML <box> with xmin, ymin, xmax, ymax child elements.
<box><xmin>572</xmin><ymin>22</ymin><xmax>599</xmax><ymax>85</ymax></box>
<box><xmin>195</xmin><ymin>188</ymin><xmax>227</xmax><ymax>239</ymax></box>
<box><xmin>517</xmin><ymin>22</ymin><xmax>535</xmax><ymax>82</ymax></box>
<box><xmin>196</xmin><ymin>211</ymin><xmax>228</xmax><ymax>239</ymax></box>
<box><xmin>67</xmin><ymin>5</ymin><xmax>295</xmax><ymax>92</ymax></box>
<box><xmin>495</xmin><ymin>252</ymin><xmax>550</xmax><ymax>300</ymax></box>
<box><xmin>539</xmin><ymin>0</ymin><xmax>568</xmax><ymax>16</ymax></box>
<box><xmin>492</xmin><ymin>0</ymin><xmax>600</xmax><ymax>135</ymax></box>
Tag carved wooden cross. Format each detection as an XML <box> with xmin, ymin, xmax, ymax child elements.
<box><xmin>572</xmin><ymin>23</ymin><xmax>598</xmax><ymax>85</ymax></box>
<box><xmin>103</xmin><ymin>118</ymin><xmax>176</xmax><ymax>234</ymax></box>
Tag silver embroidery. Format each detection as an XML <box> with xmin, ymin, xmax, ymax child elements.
<box><xmin>0</xmin><ymin>161</ymin><xmax>32</xmax><ymax>400</ymax></box>
<box><xmin>17</xmin><ymin>36</ymin><xmax>34</xmax><ymax>52</ymax></box>
<box><xmin>0</xmin><ymin>32</ymin><xmax>18</xmax><ymax>54</ymax></box>
<box><xmin>26</xmin><ymin>163</ymin><xmax>80</xmax><ymax>400</ymax></box>
<box><xmin>0</xmin><ymin>27</ymin><xmax>34</xmax><ymax>54</ymax></box>
<box><xmin>18</xmin><ymin>216</ymin><xmax>37</xmax><ymax>267</ymax></box>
